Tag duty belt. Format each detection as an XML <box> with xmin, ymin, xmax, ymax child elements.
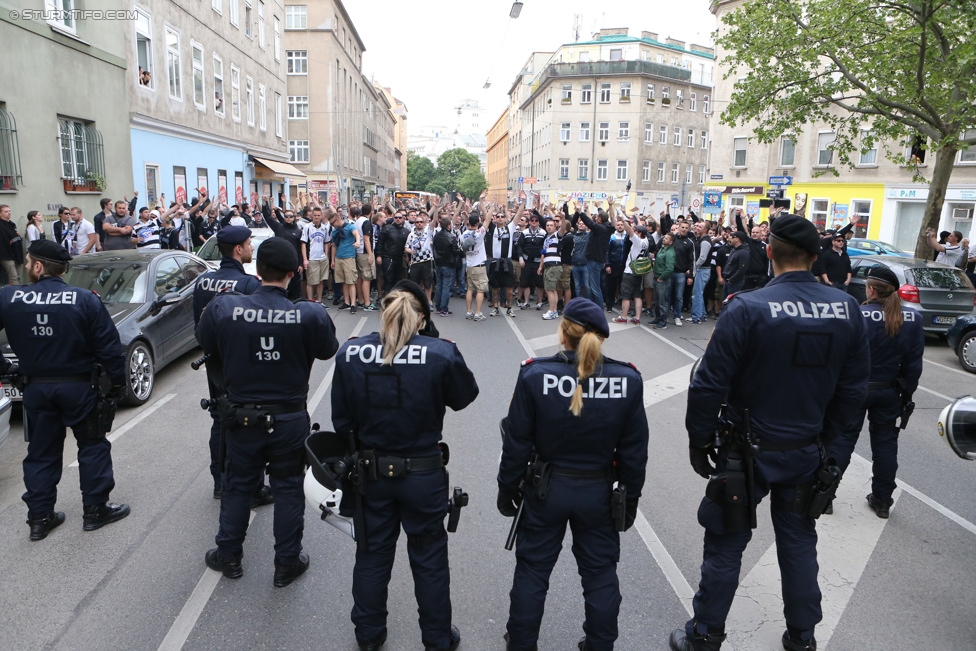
<box><xmin>26</xmin><ymin>373</ymin><xmax>90</xmax><ymax>384</ymax></box>
<box><xmin>235</xmin><ymin>401</ymin><xmax>306</xmax><ymax>415</ymax></box>
<box><xmin>868</xmin><ymin>380</ymin><xmax>900</xmax><ymax>391</ymax></box>
<box><xmin>532</xmin><ymin>461</ymin><xmax>615</xmax><ymax>499</ymax></box>
<box><xmin>759</xmin><ymin>436</ymin><xmax>819</xmax><ymax>452</ymax></box>
<box><xmin>372</xmin><ymin>452</ymin><xmax>443</xmax><ymax>478</ymax></box>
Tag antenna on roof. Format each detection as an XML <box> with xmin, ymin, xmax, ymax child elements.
<box><xmin>572</xmin><ymin>14</ymin><xmax>582</xmax><ymax>42</ymax></box>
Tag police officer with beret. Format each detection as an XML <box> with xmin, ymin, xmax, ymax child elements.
<box><xmin>196</xmin><ymin>237</ymin><xmax>339</xmax><ymax>586</ymax></box>
<box><xmin>670</xmin><ymin>215</ymin><xmax>869</xmax><ymax>651</ymax></box>
<box><xmin>832</xmin><ymin>266</ymin><xmax>923</xmax><ymax>519</ymax></box>
<box><xmin>1</xmin><ymin>240</ymin><xmax>130</xmax><ymax>540</ymax></box>
<box><xmin>331</xmin><ymin>280</ymin><xmax>478</xmax><ymax>651</ymax></box>
<box><xmin>498</xmin><ymin>297</ymin><xmax>648</xmax><ymax>651</ymax></box>
<box><xmin>192</xmin><ymin>225</ymin><xmax>270</xmax><ymax>504</ymax></box>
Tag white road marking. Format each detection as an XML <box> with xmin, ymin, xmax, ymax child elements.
<box><xmin>156</xmin><ymin>511</ymin><xmax>257</xmax><ymax>651</ymax></box>
<box><xmin>644</xmin><ymin>364</ymin><xmax>694</xmax><ymax>408</ymax></box>
<box><xmin>504</xmin><ymin>314</ymin><xmax>537</xmax><ymax>358</ymax></box>
<box><xmin>916</xmin><ymin>385</ymin><xmax>958</xmax><ymax>402</ymax></box>
<box><xmin>923</xmin><ymin>357</ymin><xmax>974</xmax><ymax>379</ymax></box>
<box><xmin>307</xmin><ymin>316</ymin><xmax>366</xmax><ymax>416</ymax></box>
<box><xmin>68</xmin><ymin>393</ymin><xmax>177</xmax><ymax>468</ymax></box>
<box><xmin>639</xmin><ymin>324</ymin><xmax>702</xmax><ymax>361</ymax></box>
<box><xmin>525</xmin><ymin>320</ymin><xmax>635</xmax><ymax>351</ymax></box>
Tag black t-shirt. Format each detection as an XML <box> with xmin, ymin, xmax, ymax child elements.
<box><xmin>558</xmin><ymin>231</ymin><xmax>575</xmax><ymax>264</ymax></box>
<box><xmin>820</xmin><ymin>249</ymin><xmax>852</xmax><ymax>283</ymax></box>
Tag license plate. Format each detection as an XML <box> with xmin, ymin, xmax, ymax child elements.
<box><xmin>933</xmin><ymin>315</ymin><xmax>957</xmax><ymax>325</ymax></box>
<box><xmin>2</xmin><ymin>386</ymin><xmax>21</xmax><ymax>400</ymax></box>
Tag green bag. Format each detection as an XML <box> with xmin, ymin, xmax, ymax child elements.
<box><xmin>629</xmin><ymin>254</ymin><xmax>652</xmax><ymax>276</ymax></box>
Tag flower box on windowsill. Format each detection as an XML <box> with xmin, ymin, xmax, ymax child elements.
<box><xmin>619</xmin><ymin>97</ymin><xmax>630</xmax><ymax>103</ymax></box>
<box><xmin>0</xmin><ymin>176</ymin><xmax>16</xmax><ymax>192</ymax></box>
<box><xmin>646</xmin><ymin>98</ymin><xmax>655</xmax><ymax>104</ymax></box>
<box><xmin>661</xmin><ymin>98</ymin><xmax>671</xmax><ymax>106</ymax></box>
<box><xmin>63</xmin><ymin>178</ymin><xmax>100</xmax><ymax>193</ymax></box>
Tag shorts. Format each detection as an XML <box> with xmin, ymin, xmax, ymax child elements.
<box><xmin>356</xmin><ymin>253</ymin><xmax>375</xmax><ymax>280</ymax></box>
<box><xmin>543</xmin><ymin>265</ymin><xmax>562</xmax><ymax>291</ymax></box>
<box><xmin>408</xmin><ymin>260</ymin><xmax>435</xmax><ymax>289</ymax></box>
<box><xmin>334</xmin><ymin>257</ymin><xmax>358</xmax><ymax>284</ymax></box>
<box><xmin>466</xmin><ymin>265</ymin><xmax>488</xmax><ymax>293</ymax></box>
<box><xmin>620</xmin><ymin>273</ymin><xmax>644</xmax><ymax>300</ymax></box>
<box><xmin>519</xmin><ymin>263</ymin><xmax>542</xmax><ymax>289</ymax></box>
<box><xmin>557</xmin><ymin>265</ymin><xmax>572</xmax><ymax>292</ymax></box>
<box><xmin>306</xmin><ymin>258</ymin><xmax>329</xmax><ymax>286</ymax></box>
<box><xmin>488</xmin><ymin>259</ymin><xmax>517</xmax><ymax>289</ymax></box>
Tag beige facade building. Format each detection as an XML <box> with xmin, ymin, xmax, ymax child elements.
<box><xmin>486</xmin><ymin>109</ymin><xmax>509</xmax><ymax>203</ymax></box>
<box><xmin>708</xmin><ymin>0</ymin><xmax>976</xmax><ymax>250</ymax></box>
<box><xmin>375</xmin><ymin>84</ymin><xmax>408</xmax><ymax>193</ymax></box>
<box><xmin>507</xmin><ymin>30</ymin><xmax>714</xmax><ymax>214</ymax></box>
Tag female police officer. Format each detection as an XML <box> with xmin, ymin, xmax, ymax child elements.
<box><xmin>331</xmin><ymin>280</ymin><xmax>479</xmax><ymax>651</ymax></box>
<box><xmin>497</xmin><ymin>297</ymin><xmax>649</xmax><ymax>651</ymax></box>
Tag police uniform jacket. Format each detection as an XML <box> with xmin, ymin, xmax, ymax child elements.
<box><xmin>859</xmin><ymin>303</ymin><xmax>923</xmax><ymax>391</ymax></box>
<box><xmin>688</xmin><ymin>272</ymin><xmax>869</xmax><ymax>457</ymax></box>
<box><xmin>0</xmin><ymin>276</ymin><xmax>125</xmax><ymax>383</ymax></box>
<box><xmin>498</xmin><ymin>351</ymin><xmax>648</xmax><ymax>498</ymax></box>
<box><xmin>195</xmin><ymin>286</ymin><xmax>338</xmax><ymax>404</ymax></box>
<box><xmin>192</xmin><ymin>257</ymin><xmax>261</xmax><ymax>324</ymax></box>
<box><xmin>332</xmin><ymin>332</ymin><xmax>479</xmax><ymax>457</ymax></box>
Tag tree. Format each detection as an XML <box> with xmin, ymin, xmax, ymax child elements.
<box><xmin>425</xmin><ymin>179</ymin><xmax>448</xmax><ymax>198</ymax></box>
<box><xmin>435</xmin><ymin>148</ymin><xmax>481</xmax><ymax>193</ymax></box>
<box><xmin>407</xmin><ymin>153</ymin><xmax>436</xmax><ymax>191</ymax></box>
<box><xmin>457</xmin><ymin>167</ymin><xmax>488</xmax><ymax>199</ymax></box>
<box><xmin>717</xmin><ymin>0</ymin><xmax>976</xmax><ymax>257</ymax></box>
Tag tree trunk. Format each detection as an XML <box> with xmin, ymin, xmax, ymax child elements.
<box><xmin>914</xmin><ymin>144</ymin><xmax>958</xmax><ymax>259</ymax></box>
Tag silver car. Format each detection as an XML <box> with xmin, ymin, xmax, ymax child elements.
<box><xmin>197</xmin><ymin>227</ymin><xmax>275</xmax><ymax>277</ymax></box>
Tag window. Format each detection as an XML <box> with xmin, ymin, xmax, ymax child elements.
<box><xmin>617</xmin><ymin>160</ymin><xmax>628</xmax><ymax>181</ymax></box>
<box><xmin>245</xmin><ymin>77</ymin><xmax>254</xmax><ymax>126</ymax></box>
<box><xmin>657</xmin><ymin>162</ymin><xmax>665</xmax><ymax>182</ymax></box>
<box><xmin>561</xmin><ymin>85</ymin><xmax>572</xmax><ymax>103</ymax></box>
<box><xmin>859</xmin><ymin>130</ymin><xmax>878</xmax><ymax>165</ymax></box>
<box><xmin>579</xmin><ymin>51</ymin><xmax>590</xmax><ymax>62</ymax></box>
<box><xmin>244</xmin><ymin>0</ymin><xmax>253</xmax><ymax>37</ymax></box>
<box><xmin>597</xmin><ymin>160</ymin><xmax>608</xmax><ymax>181</ymax></box>
<box><xmin>780</xmin><ymin>137</ymin><xmax>795</xmax><ymax>166</ymax></box>
<box><xmin>618</xmin><ymin>122</ymin><xmax>629</xmax><ymax>140</ymax></box>
<box><xmin>275</xmin><ymin>93</ymin><xmax>282</xmax><ymax>137</ymax></box>
<box><xmin>659</xmin><ymin>125</ymin><xmax>668</xmax><ymax>145</ymax></box>
<box><xmin>646</xmin><ymin>84</ymin><xmax>655</xmax><ymax>102</ymax></box>
<box><xmin>288</xmin><ymin>95</ymin><xmax>309</xmax><ymax>119</ymax></box>
<box><xmin>676</xmin><ymin>89</ymin><xmax>684</xmax><ymax>108</ymax></box>
<box><xmin>673</xmin><ymin>127</ymin><xmax>682</xmax><ymax>146</ymax></box>
<box><xmin>191</xmin><ymin>43</ymin><xmax>205</xmax><ymax>110</ymax></box>
<box><xmin>810</xmin><ymin>198</ymin><xmax>830</xmax><ymax>230</ymax></box>
<box><xmin>560</xmin><ymin>122</ymin><xmax>571</xmax><ymax>142</ymax></box>
<box><xmin>698</xmin><ymin>165</ymin><xmax>706</xmax><ymax>185</ymax></box>
<box><xmin>960</xmin><ymin>130</ymin><xmax>976</xmax><ymax>163</ymax></box>
<box><xmin>671</xmin><ymin>57</ymin><xmax>679</xmax><ymax>66</ymax></box>
<box><xmin>287</xmin><ymin>50</ymin><xmax>307</xmax><ymax>74</ymax></box>
<box><xmin>229</xmin><ymin>0</ymin><xmax>238</xmax><ymax>25</ymax></box>
<box><xmin>598</xmin><ymin>122</ymin><xmax>609</xmax><ymax>142</ymax></box>
<box><xmin>620</xmin><ymin>82</ymin><xmax>631</xmax><ymax>102</ymax></box>
<box><xmin>671</xmin><ymin>163</ymin><xmax>679</xmax><ymax>184</ymax></box>
<box><xmin>289</xmin><ymin>140</ymin><xmax>309</xmax><ymax>163</ymax></box>
<box><xmin>642</xmin><ymin>160</ymin><xmax>651</xmax><ymax>182</ymax></box>
<box><xmin>600</xmin><ymin>83</ymin><xmax>611</xmax><ymax>103</ymax></box>
<box><xmin>257</xmin><ymin>1</ymin><xmax>265</xmax><ymax>48</ymax></box>
<box><xmin>609</xmin><ymin>48</ymin><xmax>623</xmax><ymax>61</ymax></box>
<box><xmin>0</xmin><ymin>105</ymin><xmax>23</xmax><ymax>189</ymax></box>
<box><xmin>166</xmin><ymin>27</ymin><xmax>182</xmax><ymax>100</ymax></box>
<box><xmin>687</xmin><ymin>128</ymin><xmax>695</xmax><ymax>148</ymax></box>
<box><xmin>817</xmin><ymin>131</ymin><xmax>836</xmax><ymax>166</ymax></box>
<box><xmin>274</xmin><ymin>17</ymin><xmax>281</xmax><ymax>61</ymax></box>
<box><xmin>701</xmin><ymin>131</ymin><xmax>708</xmax><ymax>149</ymax></box>
<box><xmin>45</xmin><ymin>0</ymin><xmax>76</xmax><ymax>31</ymax></box>
<box><xmin>702</xmin><ymin>94</ymin><xmax>710</xmax><ymax>113</ymax></box>
<box><xmin>690</xmin><ymin>93</ymin><xmax>697</xmax><ymax>111</ymax></box>
<box><xmin>135</xmin><ymin>10</ymin><xmax>154</xmax><ymax>89</ymax></box>
<box><xmin>733</xmin><ymin>137</ymin><xmax>747</xmax><ymax>167</ymax></box>
<box><xmin>685</xmin><ymin>164</ymin><xmax>693</xmax><ymax>183</ymax></box>
<box><xmin>644</xmin><ymin>123</ymin><xmax>653</xmax><ymax>143</ymax></box>
<box><xmin>578</xmin><ymin>158</ymin><xmax>589</xmax><ymax>180</ymax></box>
<box><xmin>213</xmin><ymin>55</ymin><xmax>224</xmax><ymax>115</ymax></box>
<box><xmin>230</xmin><ymin>65</ymin><xmax>241</xmax><ymax>121</ymax></box>
<box><xmin>58</xmin><ymin>119</ymin><xmax>105</xmax><ymax>182</ymax></box>
<box><xmin>285</xmin><ymin>5</ymin><xmax>307</xmax><ymax>29</ymax></box>
<box><xmin>581</xmin><ymin>84</ymin><xmax>592</xmax><ymax>104</ymax></box>
<box><xmin>579</xmin><ymin>122</ymin><xmax>590</xmax><ymax>142</ymax></box>
<box><xmin>258</xmin><ymin>85</ymin><xmax>266</xmax><ymax>131</ymax></box>
<box><xmin>662</xmin><ymin>86</ymin><xmax>670</xmax><ymax>104</ymax></box>
<box><xmin>559</xmin><ymin>159</ymin><xmax>569</xmax><ymax>179</ymax></box>
<box><xmin>851</xmin><ymin>200</ymin><xmax>872</xmax><ymax>237</ymax></box>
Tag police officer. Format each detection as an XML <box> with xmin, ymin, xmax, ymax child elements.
<box><xmin>192</xmin><ymin>225</ymin><xmax>271</xmax><ymax>504</ymax></box>
<box><xmin>331</xmin><ymin>280</ymin><xmax>478</xmax><ymax>651</ymax></box>
<box><xmin>1</xmin><ymin>240</ymin><xmax>130</xmax><ymax>540</ymax></box>
<box><xmin>834</xmin><ymin>266</ymin><xmax>924</xmax><ymax>518</ymax></box>
<box><xmin>498</xmin><ymin>297</ymin><xmax>648</xmax><ymax>651</ymax></box>
<box><xmin>197</xmin><ymin>238</ymin><xmax>338</xmax><ymax>586</ymax></box>
<box><xmin>670</xmin><ymin>215</ymin><xmax>869</xmax><ymax>651</ymax></box>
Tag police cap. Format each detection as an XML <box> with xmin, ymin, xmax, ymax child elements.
<box><xmin>562</xmin><ymin>297</ymin><xmax>610</xmax><ymax>339</ymax></box>
<box><xmin>216</xmin><ymin>225</ymin><xmax>251</xmax><ymax>245</ymax></box>
<box><xmin>28</xmin><ymin>239</ymin><xmax>72</xmax><ymax>264</ymax></box>
<box><xmin>257</xmin><ymin>236</ymin><xmax>299</xmax><ymax>272</ymax></box>
<box><xmin>770</xmin><ymin>214</ymin><xmax>821</xmax><ymax>254</ymax></box>
<box><xmin>867</xmin><ymin>265</ymin><xmax>899</xmax><ymax>287</ymax></box>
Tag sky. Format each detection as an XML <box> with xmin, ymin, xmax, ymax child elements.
<box><xmin>343</xmin><ymin>0</ymin><xmax>717</xmax><ymax>131</ymax></box>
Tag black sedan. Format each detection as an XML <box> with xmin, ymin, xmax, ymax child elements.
<box><xmin>946</xmin><ymin>315</ymin><xmax>976</xmax><ymax>373</ymax></box>
<box><xmin>1</xmin><ymin>250</ymin><xmax>208</xmax><ymax>406</ymax></box>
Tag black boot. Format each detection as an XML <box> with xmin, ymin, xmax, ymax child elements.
<box><xmin>823</xmin><ymin>500</ymin><xmax>833</xmax><ymax>515</ymax></box>
<box><xmin>205</xmin><ymin>548</ymin><xmax>243</xmax><ymax>579</ymax></box>
<box><xmin>669</xmin><ymin>628</ymin><xmax>726</xmax><ymax>651</ymax></box>
<box><xmin>578</xmin><ymin>636</ymin><xmax>591</xmax><ymax>650</ymax></box>
<box><xmin>27</xmin><ymin>511</ymin><xmax>65</xmax><ymax>541</ymax></box>
<box><xmin>82</xmin><ymin>502</ymin><xmax>130</xmax><ymax>531</ymax></box>
<box><xmin>782</xmin><ymin>628</ymin><xmax>817</xmax><ymax>651</ymax></box>
<box><xmin>867</xmin><ymin>493</ymin><xmax>891</xmax><ymax>518</ymax></box>
<box><xmin>357</xmin><ymin>628</ymin><xmax>387</xmax><ymax>651</ymax></box>
<box><xmin>250</xmin><ymin>485</ymin><xmax>274</xmax><ymax>508</ymax></box>
<box><xmin>425</xmin><ymin>625</ymin><xmax>460</xmax><ymax>651</ymax></box>
<box><xmin>273</xmin><ymin>551</ymin><xmax>309</xmax><ymax>587</ymax></box>
<box><xmin>503</xmin><ymin>632</ymin><xmax>536</xmax><ymax>651</ymax></box>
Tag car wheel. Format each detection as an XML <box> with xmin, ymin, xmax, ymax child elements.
<box><xmin>125</xmin><ymin>341</ymin><xmax>155</xmax><ymax>406</ymax></box>
<box><xmin>957</xmin><ymin>331</ymin><xmax>976</xmax><ymax>374</ymax></box>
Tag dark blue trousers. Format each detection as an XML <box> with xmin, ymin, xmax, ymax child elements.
<box><xmin>855</xmin><ymin>388</ymin><xmax>902</xmax><ymax>503</ymax></box>
<box><xmin>215</xmin><ymin>411</ymin><xmax>306</xmax><ymax>565</ymax></box>
<box><xmin>352</xmin><ymin>468</ymin><xmax>452</xmax><ymax>649</ymax></box>
<box><xmin>22</xmin><ymin>382</ymin><xmax>114</xmax><ymax>519</ymax></box>
<box><xmin>507</xmin><ymin>477</ymin><xmax>620</xmax><ymax>651</ymax></box>
<box><xmin>687</xmin><ymin>450</ymin><xmax>821</xmax><ymax>640</ymax></box>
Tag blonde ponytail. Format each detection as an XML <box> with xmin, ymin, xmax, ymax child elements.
<box><xmin>559</xmin><ymin>319</ymin><xmax>605</xmax><ymax>416</ymax></box>
<box><xmin>379</xmin><ymin>290</ymin><xmax>423</xmax><ymax>365</ymax></box>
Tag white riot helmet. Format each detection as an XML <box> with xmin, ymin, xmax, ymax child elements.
<box><xmin>304</xmin><ymin>429</ymin><xmax>357</xmax><ymax>540</ymax></box>
<box><xmin>938</xmin><ymin>397</ymin><xmax>976</xmax><ymax>460</ymax></box>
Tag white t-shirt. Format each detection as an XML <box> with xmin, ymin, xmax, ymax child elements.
<box><xmin>354</xmin><ymin>216</ymin><xmax>370</xmax><ymax>254</ymax></box>
<box><xmin>302</xmin><ymin>222</ymin><xmax>332</xmax><ymax>260</ymax></box>
<box><xmin>133</xmin><ymin>219</ymin><xmax>162</xmax><ymax>249</ymax></box>
<box><xmin>229</xmin><ymin>216</ymin><xmax>247</xmax><ymax>227</ymax></box>
<box><xmin>623</xmin><ymin>233</ymin><xmax>648</xmax><ymax>275</ymax></box>
<box><xmin>68</xmin><ymin>219</ymin><xmax>96</xmax><ymax>255</ymax></box>
<box><xmin>459</xmin><ymin>227</ymin><xmax>487</xmax><ymax>267</ymax></box>
<box><xmin>936</xmin><ymin>243</ymin><xmax>962</xmax><ymax>267</ymax></box>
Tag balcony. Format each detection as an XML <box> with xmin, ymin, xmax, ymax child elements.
<box><xmin>535</xmin><ymin>60</ymin><xmax>692</xmax><ymax>89</ymax></box>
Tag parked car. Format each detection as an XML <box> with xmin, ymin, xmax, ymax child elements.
<box><xmin>847</xmin><ymin>256</ymin><xmax>976</xmax><ymax>333</ymax></box>
<box><xmin>197</xmin><ymin>227</ymin><xmax>275</xmax><ymax>276</ymax></box>
<box><xmin>0</xmin><ymin>250</ymin><xmax>209</xmax><ymax>406</ymax></box>
<box><xmin>946</xmin><ymin>315</ymin><xmax>976</xmax><ymax>373</ymax></box>
<box><xmin>846</xmin><ymin>238</ymin><xmax>913</xmax><ymax>257</ymax></box>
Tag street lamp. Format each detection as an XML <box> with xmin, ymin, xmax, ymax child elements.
<box><xmin>510</xmin><ymin>2</ymin><xmax>523</xmax><ymax>19</ymax></box>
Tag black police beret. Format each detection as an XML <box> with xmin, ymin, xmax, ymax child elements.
<box><xmin>867</xmin><ymin>266</ymin><xmax>899</xmax><ymax>287</ymax></box>
<box><xmin>257</xmin><ymin>237</ymin><xmax>299</xmax><ymax>272</ymax></box>
<box><xmin>216</xmin><ymin>225</ymin><xmax>251</xmax><ymax>245</ymax></box>
<box><xmin>770</xmin><ymin>214</ymin><xmax>821</xmax><ymax>254</ymax></box>
<box><xmin>28</xmin><ymin>239</ymin><xmax>71</xmax><ymax>264</ymax></box>
<box><xmin>562</xmin><ymin>297</ymin><xmax>610</xmax><ymax>339</ymax></box>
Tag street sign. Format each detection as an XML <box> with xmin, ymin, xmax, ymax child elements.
<box><xmin>524</xmin><ymin>177</ymin><xmax>538</xmax><ymax>184</ymax></box>
<box><xmin>711</xmin><ymin>174</ymin><xmax>724</xmax><ymax>180</ymax></box>
<box><xmin>767</xmin><ymin>189</ymin><xmax>784</xmax><ymax>199</ymax></box>
<box><xmin>769</xmin><ymin>175</ymin><xmax>793</xmax><ymax>186</ymax></box>
<box><xmin>692</xmin><ymin>198</ymin><xmax>701</xmax><ymax>209</ymax></box>
<box><xmin>518</xmin><ymin>177</ymin><xmax>524</xmax><ymax>184</ymax></box>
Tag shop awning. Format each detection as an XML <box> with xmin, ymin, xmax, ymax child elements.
<box><xmin>252</xmin><ymin>157</ymin><xmax>306</xmax><ymax>179</ymax></box>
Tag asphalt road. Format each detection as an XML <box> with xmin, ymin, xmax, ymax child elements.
<box><xmin>0</xmin><ymin>296</ymin><xmax>974</xmax><ymax>651</ymax></box>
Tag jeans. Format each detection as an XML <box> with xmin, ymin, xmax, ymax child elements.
<box><xmin>654</xmin><ymin>279</ymin><xmax>671</xmax><ymax>325</ymax></box>
<box><xmin>572</xmin><ymin>264</ymin><xmax>589</xmax><ymax>299</ymax></box>
<box><xmin>434</xmin><ymin>265</ymin><xmax>456</xmax><ymax>313</ymax></box>
<box><xmin>691</xmin><ymin>267</ymin><xmax>711</xmax><ymax>321</ymax></box>
<box><xmin>586</xmin><ymin>260</ymin><xmax>605</xmax><ymax>308</ymax></box>
<box><xmin>670</xmin><ymin>274</ymin><xmax>688</xmax><ymax>320</ymax></box>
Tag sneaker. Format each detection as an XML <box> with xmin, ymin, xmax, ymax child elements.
<box><xmin>535</xmin><ymin>302</ymin><xmax>544</xmax><ymax>310</ymax></box>
<box><xmin>542</xmin><ymin>310</ymin><xmax>558</xmax><ymax>320</ymax></box>
<box><xmin>27</xmin><ymin>511</ymin><xmax>65</xmax><ymax>541</ymax></box>
<box><xmin>867</xmin><ymin>493</ymin><xmax>891</xmax><ymax>519</ymax></box>
<box><xmin>489</xmin><ymin>307</ymin><xmax>499</xmax><ymax>317</ymax></box>
<box><xmin>82</xmin><ymin>502</ymin><xmax>130</xmax><ymax>531</ymax></box>
<box><xmin>691</xmin><ymin>318</ymin><xmax>701</xmax><ymax>324</ymax></box>
<box><xmin>350</xmin><ymin>305</ymin><xmax>357</xmax><ymax>314</ymax></box>
<box><xmin>205</xmin><ymin>548</ymin><xmax>243</xmax><ymax>579</ymax></box>
<box><xmin>506</xmin><ymin>307</ymin><xmax>515</xmax><ymax>317</ymax></box>
<box><xmin>675</xmin><ymin>317</ymin><xmax>683</xmax><ymax>327</ymax></box>
<box><xmin>338</xmin><ymin>303</ymin><xmax>350</xmax><ymax>311</ymax></box>
<box><xmin>517</xmin><ymin>301</ymin><xmax>527</xmax><ymax>309</ymax></box>
<box><xmin>653</xmin><ymin>323</ymin><xmax>668</xmax><ymax>330</ymax></box>
<box><xmin>364</xmin><ymin>303</ymin><xmax>378</xmax><ymax>311</ymax></box>
<box><xmin>465</xmin><ymin>312</ymin><xmax>474</xmax><ymax>320</ymax></box>
<box><xmin>473</xmin><ymin>313</ymin><xmax>486</xmax><ymax>321</ymax></box>
<box><xmin>273</xmin><ymin>551</ymin><xmax>310</xmax><ymax>588</ymax></box>
<box><xmin>437</xmin><ymin>310</ymin><xmax>449</xmax><ymax>317</ymax></box>
<box><xmin>612</xmin><ymin>316</ymin><xmax>628</xmax><ymax>323</ymax></box>
<box><xmin>629</xmin><ymin>318</ymin><xmax>641</xmax><ymax>324</ymax></box>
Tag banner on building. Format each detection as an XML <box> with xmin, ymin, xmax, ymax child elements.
<box><xmin>174</xmin><ymin>171</ymin><xmax>187</xmax><ymax>205</ymax></box>
<box><xmin>218</xmin><ymin>173</ymin><xmax>228</xmax><ymax>203</ymax></box>
<box><xmin>794</xmin><ymin>193</ymin><xmax>808</xmax><ymax>218</ymax></box>
<box><xmin>746</xmin><ymin>202</ymin><xmax>760</xmax><ymax>220</ymax></box>
<box><xmin>553</xmin><ymin>191</ymin><xmax>630</xmax><ymax>205</ymax></box>
<box><xmin>235</xmin><ymin>175</ymin><xmax>244</xmax><ymax>204</ymax></box>
<box><xmin>703</xmin><ymin>190</ymin><xmax>723</xmax><ymax>214</ymax></box>
<box><xmin>832</xmin><ymin>202</ymin><xmax>849</xmax><ymax>228</ymax></box>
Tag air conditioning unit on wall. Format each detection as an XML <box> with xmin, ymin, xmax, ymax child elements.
<box><xmin>953</xmin><ymin>207</ymin><xmax>974</xmax><ymax>221</ymax></box>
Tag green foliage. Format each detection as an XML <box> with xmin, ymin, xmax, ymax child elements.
<box><xmin>434</xmin><ymin>148</ymin><xmax>482</xmax><ymax>193</ymax></box>
<box><xmin>425</xmin><ymin>179</ymin><xmax>448</xmax><ymax>197</ymax></box>
<box><xmin>407</xmin><ymin>153</ymin><xmax>436</xmax><ymax>192</ymax></box>
<box><xmin>457</xmin><ymin>167</ymin><xmax>488</xmax><ymax>199</ymax></box>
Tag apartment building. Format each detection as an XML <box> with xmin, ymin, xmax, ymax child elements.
<box><xmin>486</xmin><ymin>109</ymin><xmax>509</xmax><ymax>204</ymax></box>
